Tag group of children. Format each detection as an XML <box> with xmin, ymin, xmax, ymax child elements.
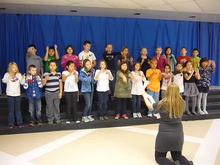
<box><xmin>2</xmin><ymin>42</ymin><xmax>216</xmax><ymax>128</ymax></box>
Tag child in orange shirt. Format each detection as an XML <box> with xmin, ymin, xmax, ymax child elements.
<box><xmin>146</xmin><ymin>59</ymin><xmax>162</xmax><ymax>117</ymax></box>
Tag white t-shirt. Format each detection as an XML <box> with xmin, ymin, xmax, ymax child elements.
<box><xmin>2</xmin><ymin>73</ymin><xmax>24</xmax><ymax>96</ymax></box>
<box><xmin>78</xmin><ymin>51</ymin><xmax>96</xmax><ymax>62</ymax></box>
<box><xmin>173</xmin><ymin>73</ymin><xmax>184</xmax><ymax>93</ymax></box>
<box><xmin>95</xmin><ymin>69</ymin><xmax>113</xmax><ymax>92</ymax></box>
<box><xmin>131</xmin><ymin>71</ymin><xmax>146</xmax><ymax>95</ymax></box>
<box><xmin>62</xmin><ymin>71</ymin><xmax>79</xmax><ymax>92</ymax></box>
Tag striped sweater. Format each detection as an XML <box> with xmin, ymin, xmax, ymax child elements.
<box><xmin>43</xmin><ymin>72</ymin><xmax>62</xmax><ymax>92</ymax></box>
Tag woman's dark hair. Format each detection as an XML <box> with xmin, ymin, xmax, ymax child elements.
<box><xmin>98</xmin><ymin>60</ymin><xmax>107</xmax><ymax>69</ymax></box>
<box><xmin>133</xmin><ymin>62</ymin><xmax>141</xmax><ymax>71</ymax></box>
<box><xmin>119</xmin><ymin>61</ymin><xmax>129</xmax><ymax>73</ymax></box>
<box><xmin>164</xmin><ymin>47</ymin><xmax>172</xmax><ymax>55</ymax></box>
<box><xmin>164</xmin><ymin>64</ymin><xmax>171</xmax><ymax>70</ymax></box>
<box><xmin>49</xmin><ymin>46</ymin><xmax>55</xmax><ymax>51</ymax></box>
<box><xmin>28</xmin><ymin>44</ymin><xmax>36</xmax><ymax>49</ymax></box>
<box><xmin>83</xmin><ymin>40</ymin><xmax>91</xmax><ymax>46</ymax></box>
<box><xmin>200</xmin><ymin>57</ymin><xmax>208</xmax><ymax>66</ymax></box>
<box><xmin>66</xmin><ymin>61</ymin><xmax>75</xmax><ymax>68</ymax></box>
<box><xmin>65</xmin><ymin>45</ymin><xmax>74</xmax><ymax>54</ymax></box>
<box><xmin>83</xmin><ymin>59</ymin><xmax>91</xmax><ymax>67</ymax></box>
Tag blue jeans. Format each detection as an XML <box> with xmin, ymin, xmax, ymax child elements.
<box><xmin>132</xmin><ymin>95</ymin><xmax>141</xmax><ymax>113</ymax></box>
<box><xmin>28</xmin><ymin>98</ymin><xmax>42</xmax><ymax>122</ymax></box>
<box><xmin>82</xmin><ymin>92</ymin><xmax>94</xmax><ymax>117</ymax></box>
<box><xmin>7</xmin><ymin>96</ymin><xmax>23</xmax><ymax>126</ymax></box>
<box><xmin>98</xmin><ymin>91</ymin><xmax>109</xmax><ymax>116</ymax></box>
<box><xmin>147</xmin><ymin>90</ymin><xmax>159</xmax><ymax>115</ymax></box>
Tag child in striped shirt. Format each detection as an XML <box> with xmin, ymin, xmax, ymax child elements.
<box><xmin>43</xmin><ymin>61</ymin><xmax>63</xmax><ymax>124</ymax></box>
<box><xmin>24</xmin><ymin>65</ymin><xmax>43</xmax><ymax>126</ymax></box>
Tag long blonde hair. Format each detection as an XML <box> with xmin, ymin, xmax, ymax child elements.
<box><xmin>7</xmin><ymin>62</ymin><xmax>19</xmax><ymax>76</ymax></box>
<box><xmin>157</xmin><ymin>83</ymin><xmax>185</xmax><ymax>118</ymax></box>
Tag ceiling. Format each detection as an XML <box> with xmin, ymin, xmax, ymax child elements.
<box><xmin>0</xmin><ymin>0</ymin><xmax>220</xmax><ymax>22</ymax></box>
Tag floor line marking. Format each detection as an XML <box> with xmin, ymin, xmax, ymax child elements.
<box><xmin>193</xmin><ymin>119</ymin><xmax>220</xmax><ymax>165</ymax></box>
<box><xmin>16</xmin><ymin>129</ymin><xmax>96</xmax><ymax>162</ymax></box>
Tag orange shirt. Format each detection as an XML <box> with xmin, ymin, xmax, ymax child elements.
<box><xmin>146</xmin><ymin>69</ymin><xmax>161</xmax><ymax>92</ymax></box>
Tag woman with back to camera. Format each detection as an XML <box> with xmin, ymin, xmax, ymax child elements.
<box><xmin>150</xmin><ymin>83</ymin><xmax>193</xmax><ymax>165</ymax></box>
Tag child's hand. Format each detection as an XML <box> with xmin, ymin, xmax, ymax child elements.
<box><xmin>59</xmin><ymin>92</ymin><xmax>62</xmax><ymax>99</ymax></box>
<box><xmin>46</xmin><ymin>46</ymin><xmax>49</xmax><ymax>52</ymax></box>
<box><xmin>54</xmin><ymin>44</ymin><xmax>58</xmax><ymax>50</ymax></box>
<box><xmin>44</xmin><ymin>75</ymin><xmax>49</xmax><ymax>82</ymax></box>
<box><xmin>122</xmin><ymin>75</ymin><xmax>127</xmax><ymax>83</ymax></box>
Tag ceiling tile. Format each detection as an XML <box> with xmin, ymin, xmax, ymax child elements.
<box><xmin>170</xmin><ymin>1</ymin><xmax>203</xmax><ymax>13</ymax></box>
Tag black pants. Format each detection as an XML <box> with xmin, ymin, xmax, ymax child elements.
<box><xmin>64</xmin><ymin>92</ymin><xmax>78</xmax><ymax>121</ymax></box>
<box><xmin>155</xmin><ymin>151</ymin><xmax>191</xmax><ymax>165</ymax></box>
<box><xmin>116</xmin><ymin>98</ymin><xmax>127</xmax><ymax>115</ymax></box>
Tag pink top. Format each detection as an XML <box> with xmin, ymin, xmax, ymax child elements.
<box><xmin>61</xmin><ymin>54</ymin><xmax>80</xmax><ymax>70</ymax></box>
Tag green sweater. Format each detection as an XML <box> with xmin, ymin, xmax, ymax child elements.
<box><xmin>114</xmin><ymin>71</ymin><xmax>131</xmax><ymax>98</ymax></box>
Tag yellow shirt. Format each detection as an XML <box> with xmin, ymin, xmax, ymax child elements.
<box><xmin>146</xmin><ymin>69</ymin><xmax>161</xmax><ymax>93</ymax></box>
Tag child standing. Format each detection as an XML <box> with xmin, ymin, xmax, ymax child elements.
<box><xmin>24</xmin><ymin>65</ymin><xmax>43</xmax><ymax>126</ymax></box>
<box><xmin>26</xmin><ymin>44</ymin><xmax>44</xmax><ymax>76</ymax></box>
<box><xmin>43</xmin><ymin>61</ymin><xmax>63</xmax><ymax>124</ymax></box>
<box><xmin>62</xmin><ymin>61</ymin><xmax>80</xmax><ymax>123</ymax></box>
<box><xmin>161</xmin><ymin>64</ymin><xmax>173</xmax><ymax>98</ymax></box>
<box><xmin>44</xmin><ymin>45</ymin><xmax>59</xmax><ymax>72</ymax></box>
<box><xmin>177</xmin><ymin>47</ymin><xmax>191</xmax><ymax>66</ymax></box>
<box><xmin>173</xmin><ymin>63</ymin><xmax>184</xmax><ymax>94</ymax></box>
<box><xmin>146</xmin><ymin>59</ymin><xmax>162</xmax><ymax>117</ymax></box>
<box><xmin>61</xmin><ymin>45</ymin><xmax>80</xmax><ymax>70</ymax></box>
<box><xmin>137</xmin><ymin>48</ymin><xmax>151</xmax><ymax>75</ymax></box>
<box><xmin>184</xmin><ymin>61</ymin><xmax>200</xmax><ymax>115</ymax></box>
<box><xmin>78</xmin><ymin>41</ymin><xmax>96</xmax><ymax>68</ymax></box>
<box><xmin>94</xmin><ymin>60</ymin><xmax>114</xmax><ymax>120</ymax></box>
<box><xmin>2</xmin><ymin>62</ymin><xmax>25</xmax><ymax>128</ymax></box>
<box><xmin>164</xmin><ymin>47</ymin><xmax>176</xmax><ymax>72</ymax></box>
<box><xmin>131</xmin><ymin>63</ymin><xmax>147</xmax><ymax>118</ymax></box>
<box><xmin>191</xmin><ymin>48</ymin><xmax>201</xmax><ymax>70</ymax></box>
<box><xmin>197</xmin><ymin>58</ymin><xmax>216</xmax><ymax>114</ymax></box>
<box><xmin>114</xmin><ymin>62</ymin><xmax>131</xmax><ymax>119</ymax></box>
<box><xmin>79</xmin><ymin>59</ymin><xmax>96</xmax><ymax>122</ymax></box>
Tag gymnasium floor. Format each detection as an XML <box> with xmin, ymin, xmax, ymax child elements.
<box><xmin>0</xmin><ymin>119</ymin><xmax>220</xmax><ymax>165</ymax></box>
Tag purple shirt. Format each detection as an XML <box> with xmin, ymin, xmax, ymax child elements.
<box><xmin>61</xmin><ymin>54</ymin><xmax>80</xmax><ymax>70</ymax></box>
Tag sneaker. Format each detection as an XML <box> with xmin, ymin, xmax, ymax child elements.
<box><xmin>18</xmin><ymin>124</ymin><xmax>24</xmax><ymax>128</ymax></box>
<box><xmin>191</xmin><ymin>111</ymin><xmax>198</xmax><ymax>115</ymax></box>
<box><xmin>9</xmin><ymin>125</ymin><xmax>14</xmax><ymax>129</ymax></box>
<box><xmin>99</xmin><ymin>116</ymin><xmax>104</xmax><ymax>121</ymax></box>
<box><xmin>115</xmin><ymin>114</ymin><xmax>120</xmax><ymax>120</ymax></box>
<box><xmin>48</xmin><ymin>121</ymin><xmax>53</xmax><ymax>125</ymax></box>
<box><xmin>122</xmin><ymin>114</ymin><xmax>129</xmax><ymax>119</ymax></box>
<box><xmin>185</xmin><ymin>111</ymin><xmax>192</xmax><ymax>116</ymax></box>
<box><xmin>153</xmin><ymin>113</ymin><xmax>161</xmax><ymax>119</ymax></box>
<box><xmin>55</xmin><ymin>120</ymin><xmax>61</xmax><ymax>124</ymax></box>
<box><xmin>198</xmin><ymin>110</ymin><xmax>205</xmax><ymax>115</ymax></box>
<box><xmin>203</xmin><ymin>110</ymin><xmax>208</xmax><ymax>114</ymax></box>
<box><xmin>133</xmin><ymin>113</ymin><xmax>138</xmax><ymax>118</ymax></box>
<box><xmin>82</xmin><ymin>116</ymin><xmax>89</xmax><ymax>123</ymax></box>
<box><xmin>88</xmin><ymin>115</ymin><xmax>95</xmax><ymax>122</ymax></box>
<box><xmin>65</xmin><ymin>121</ymin><xmax>71</xmax><ymax>124</ymax></box>
<box><xmin>37</xmin><ymin>121</ymin><xmax>43</xmax><ymax>126</ymax></box>
<box><xmin>103</xmin><ymin>116</ymin><xmax>109</xmax><ymax>120</ymax></box>
<box><xmin>29</xmin><ymin>121</ymin><xmax>35</xmax><ymax>126</ymax></box>
<box><xmin>137</xmin><ymin>113</ymin><xmax>142</xmax><ymax>118</ymax></box>
<box><xmin>148</xmin><ymin>113</ymin><xmax>153</xmax><ymax>118</ymax></box>
<box><xmin>75</xmin><ymin>120</ymin><xmax>81</xmax><ymax>124</ymax></box>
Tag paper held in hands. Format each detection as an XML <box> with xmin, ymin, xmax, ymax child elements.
<box><xmin>142</xmin><ymin>80</ymin><xmax>155</xmax><ymax>112</ymax></box>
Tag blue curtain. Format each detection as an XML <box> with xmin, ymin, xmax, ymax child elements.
<box><xmin>0</xmin><ymin>14</ymin><xmax>220</xmax><ymax>85</ymax></box>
